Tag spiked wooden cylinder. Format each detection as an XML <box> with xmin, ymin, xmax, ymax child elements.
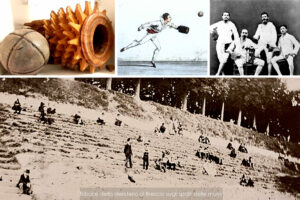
<box><xmin>25</xmin><ymin>1</ymin><xmax>114</xmax><ymax>73</ymax></box>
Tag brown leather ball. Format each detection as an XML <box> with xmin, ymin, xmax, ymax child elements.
<box><xmin>0</xmin><ymin>29</ymin><xmax>49</xmax><ymax>75</ymax></box>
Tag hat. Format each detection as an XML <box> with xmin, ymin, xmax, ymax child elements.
<box><xmin>25</xmin><ymin>169</ymin><xmax>30</xmax><ymax>174</ymax></box>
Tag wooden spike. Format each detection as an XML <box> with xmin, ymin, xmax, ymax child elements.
<box><xmin>68</xmin><ymin>22</ymin><xmax>81</xmax><ymax>34</ymax></box>
<box><xmin>66</xmin><ymin>6</ymin><xmax>78</xmax><ymax>23</ymax></box>
<box><xmin>102</xmin><ymin>9</ymin><xmax>107</xmax><ymax>15</ymax></box>
<box><xmin>75</xmin><ymin>3</ymin><xmax>86</xmax><ymax>24</ymax></box>
<box><xmin>63</xmin><ymin>31</ymin><xmax>75</xmax><ymax>39</ymax></box>
<box><xmin>73</xmin><ymin>47</ymin><xmax>83</xmax><ymax>60</ymax></box>
<box><xmin>89</xmin><ymin>65</ymin><xmax>96</xmax><ymax>73</ymax></box>
<box><xmin>58</xmin><ymin>8</ymin><xmax>66</xmax><ymax>17</ymax></box>
<box><xmin>68</xmin><ymin>37</ymin><xmax>80</xmax><ymax>45</ymax></box>
<box><xmin>69</xmin><ymin>58</ymin><xmax>78</xmax><ymax>69</ymax></box>
<box><xmin>80</xmin><ymin>59</ymin><xmax>88</xmax><ymax>71</ymax></box>
<box><xmin>84</xmin><ymin>1</ymin><xmax>93</xmax><ymax>16</ymax></box>
<box><xmin>65</xmin><ymin>45</ymin><xmax>76</xmax><ymax>52</ymax></box>
<box><xmin>58</xmin><ymin>38</ymin><xmax>68</xmax><ymax>45</ymax></box>
<box><xmin>93</xmin><ymin>1</ymin><xmax>100</xmax><ymax>12</ymax></box>
<box><xmin>59</xmin><ymin>23</ymin><xmax>70</xmax><ymax>31</ymax></box>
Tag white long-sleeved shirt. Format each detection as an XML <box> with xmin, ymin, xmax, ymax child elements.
<box><xmin>210</xmin><ymin>21</ymin><xmax>239</xmax><ymax>44</ymax></box>
<box><xmin>235</xmin><ymin>38</ymin><xmax>258</xmax><ymax>59</ymax></box>
<box><xmin>140</xmin><ymin>18</ymin><xmax>177</xmax><ymax>33</ymax></box>
<box><xmin>278</xmin><ymin>33</ymin><xmax>300</xmax><ymax>56</ymax></box>
<box><xmin>253</xmin><ymin>22</ymin><xmax>277</xmax><ymax>47</ymax></box>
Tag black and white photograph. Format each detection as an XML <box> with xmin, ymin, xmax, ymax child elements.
<box><xmin>117</xmin><ymin>0</ymin><xmax>208</xmax><ymax>76</ymax></box>
<box><xmin>210</xmin><ymin>0</ymin><xmax>300</xmax><ymax>76</ymax></box>
<box><xmin>0</xmin><ymin>78</ymin><xmax>300</xmax><ymax>199</ymax></box>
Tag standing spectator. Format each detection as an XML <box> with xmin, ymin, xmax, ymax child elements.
<box><xmin>124</xmin><ymin>138</ymin><xmax>133</xmax><ymax>168</ymax></box>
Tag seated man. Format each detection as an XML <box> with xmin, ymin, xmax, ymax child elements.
<box><xmin>227</xmin><ymin>142</ymin><xmax>233</xmax><ymax>150</ymax></box>
<box><xmin>271</xmin><ymin>25</ymin><xmax>300</xmax><ymax>75</ymax></box>
<box><xmin>12</xmin><ymin>99</ymin><xmax>21</xmax><ymax>114</ymax></box>
<box><xmin>97</xmin><ymin>112</ymin><xmax>105</xmax><ymax>125</ymax></box>
<box><xmin>16</xmin><ymin>169</ymin><xmax>32</xmax><ymax>195</ymax></box>
<box><xmin>159</xmin><ymin>123</ymin><xmax>166</xmax><ymax>133</ymax></box>
<box><xmin>238</xmin><ymin>143</ymin><xmax>248</xmax><ymax>153</ymax></box>
<box><xmin>166</xmin><ymin>157</ymin><xmax>176</xmax><ymax>170</ymax></box>
<box><xmin>115</xmin><ymin>114</ymin><xmax>122</xmax><ymax>126</ymax></box>
<box><xmin>74</xmin><ymin>114</ymin><xmax>81</xmax><ymax>124</ymax></box>
<box><xmin>241</xmin><ymin>157</ymin><xmax>253</xmax><ymax>168</ymax></box>
<box><xmin>177</xmin><ymin>122</ymin><xmax>183</xmax><ymax>135</ymax></box>
<box><xmin>229</xmin><ymin>148</ymin><xmax>237</xmax><ymax>158</ymax></box>
<box><xmin>229</xmin><ymin>29</ymin><xmax>265</xmax><ymax>75</ymax></box>
<box><xmin>247</xmin><ymin>178</ymin><xmax>254</xmax><ymax>187</ymax></box>
<box><xmin>38</xmin><ymin>102</ymin><xmax>46</xmax><ymax>122</ymax></box>
<box><xmin>47</xmin><ymin>107</ymin><xmax>56</xmax><ymax>114</ymax></box>
<box><xmin>155</xmin><ymin>158</ymin><xmax>166</xmax><ymax>173</ymax></box>
<box><xmin>240</xmin><ymin>174</ymin><xmax>247</xmax><ymax>186</ymax></box>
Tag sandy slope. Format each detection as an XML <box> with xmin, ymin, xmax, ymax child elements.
<box><xmin>0</xmin><ymin>91</ymin><xmax>299</xmax><ymax>200</ymax></box>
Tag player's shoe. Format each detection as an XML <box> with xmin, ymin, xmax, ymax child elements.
<box><xmin>151</xmin><ymin>61</ymin><xmax>156</xmax><ymax>68</ymax></box>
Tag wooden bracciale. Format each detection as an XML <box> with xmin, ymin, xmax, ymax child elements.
<box><xmin>25</xmin><ymin>1</ymin><xmax>114</xmax><ymax>73</ymax></box>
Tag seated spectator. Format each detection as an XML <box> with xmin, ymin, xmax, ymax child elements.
<box><xmin>159</xmin><ymin>123</ymin><xmax>166</xmax><ymax>134</ymax></box>
<box><xmin>97</xmin><ymin>113</ymin><xmax>105</xmax><ymax>125</ymax></box>
<box><xmin>230</xmin><ymin>148</ymin><xmax>237</xmax><ymax>158</ymax></box>
<box><xmin>238</xmin><ymin>143</ymin><xmax>248</xmax><ymax>153</ymax></box>
<box><xmin>115</xmin><ymin>114</ymin><xmax>122</xmax><ymax>126</ymax></box>
<box><xmin>240</xmin><ymin>174</ymin><xmax>247</xmax><ymax>186</ymax></box>
<box><xmin>227</xmin><ymin>142</ymin><xmax>234</xmax><ymax>150</ymax></box>
<box><xmin>16</xmin><ymin>169</ymin><xmax>32</xmax><ymax>195</ymax></box>
<box><xmin>12</xmin><ymin>99</ymin><xmax>21</xmax><ymax>114</ymax></box>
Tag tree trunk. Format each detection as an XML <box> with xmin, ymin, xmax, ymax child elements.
<box><xmin>181</xmin><ymin>92</ymin><xmax>188</xmax><ymax>111</ymax></box>
<box><xmin>266</xmin><ymin>123</ymin><xmax>270</xmax><ymax>136</ymax></box>
<box><xmin>106</xmin><ymin>78</ymin><xmax>112</xmax><ymax>90</ymax></box>
<box><xmin>134</xmin><ymin>78</ymin><xmax>141</xmax><ymax>100</ymax></box>
<box><xmin>221</xmin><ymin>102</ymin><xmax>224</xmax><ymax>121</ymax></box>
<box><xmin>237</xmin><ymin>110</ymin><xmax>242</xmax><ymax>126</ymax></box>
<box><xmin>202</xmin><ymin>97</ymin><xmax>206</xmax><ymax>116</ymax></box>
<box><xmin>252</xmin><ymin>115</ymin><xmax>257</xmax><ymax>130</ymax></box>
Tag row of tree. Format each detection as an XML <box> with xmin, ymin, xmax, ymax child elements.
<box><xmin>77</xmin><ymin>78</ymin><xmax>300</xmax><ymax>143</ymax></box>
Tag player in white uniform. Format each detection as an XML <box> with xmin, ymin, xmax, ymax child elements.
<box><xmin>271</xmin><ymin>25</ymin><xmax>300</xmax><ymax>75</ymax></box>
<box><xmin>120</xmin><ymin>13</ymin><xmax>177</xmax><ymax>68</ymax></box>
<box><xmin>210</xmin><ymin>11</ymin><xmax>240</xmax><ymax>76</ymax></box>
<box><xmin>253</xmin><ymin>12</ymin><xmax>277</xmax><ymax>75</ymax></box>
<box><xmin>229</xmin><ymin>29</ymin><xmax>265</xmax><ymax>75</ymax></box>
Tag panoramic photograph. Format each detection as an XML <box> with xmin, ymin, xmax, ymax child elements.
<box><xmin>0</xmin><ymin>78</ymin><xmax>299</xmax><ymax>199</ymax></box>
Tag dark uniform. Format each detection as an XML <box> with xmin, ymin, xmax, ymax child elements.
<box><xmin>143</xmin><ymin>150</ymin><xmax>149</xmax><ymax>170</ymax></box>
<box><xmin>124</xmin><ymin>143</ymin><xmax>132</xmax><ymax>168</ymax></box>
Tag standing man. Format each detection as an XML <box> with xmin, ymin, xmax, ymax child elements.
<box><xmin>210</xmin><ymin>11</ymin><xmax>240</xmax><ymax>76</ymax></box>
<box><xmin>230</xmin><ymin>29</ymin><xmax>265</xmax><ymax>75</ymax></box>
<box><xmin>271</xmin><ymin>25</ymin><xmax>300</xmax><ymax>75</ymax></box>
<box><xmin>143</xmin><ymin>143</ymin><xmax>149</xmax><ymax>170</ymax></box>
<box><xmin>124</xmin><ymin>138</ymin><xmax>133</xmax><ymax>168</ymax></box>
<box><xmin>120</xmin><ymin>13</ymin><xmax>178</xmax><ymax>68</ymax></box>
<box><xmin>253</xmin><ymin>12</ymin><xmax>277</xmax><ymax>75</ymax></box>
